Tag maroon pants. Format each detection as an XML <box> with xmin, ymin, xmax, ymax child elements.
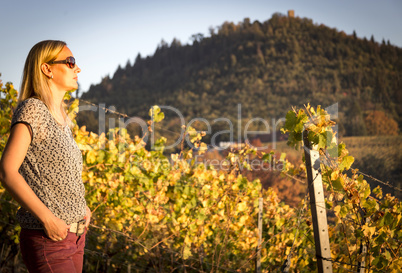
<box><xmin>20</xmin><ymin>228</ymin><xmax>86</xmax><ymax>273</ymax></box>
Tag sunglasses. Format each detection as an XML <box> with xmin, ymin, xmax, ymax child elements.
<box><xmin>49</xmin><ymin>56</ymin><xmax>76</xmax><ymax>69</ymax></box>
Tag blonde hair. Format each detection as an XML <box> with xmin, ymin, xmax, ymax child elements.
<box><xmin>19</xmin><ymin>40</ymin><xmax>67</xmax><ymax>120</ymax></box>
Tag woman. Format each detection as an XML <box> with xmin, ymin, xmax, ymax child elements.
<box><xmin>0</xmin><ymin>40</ymin><xmax>91</xmax><ymax>273</ymax></box>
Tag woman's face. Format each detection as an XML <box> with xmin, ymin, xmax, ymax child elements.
<box><xmin>50</xmin><ymin>46</ymin><xmax>81</xmax><ymax>92</ymax></box>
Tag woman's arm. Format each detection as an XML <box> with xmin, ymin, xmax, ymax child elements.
<box><xmin>85</xmin><ymin>206</ymin><xmax>91</xmax><ymax>228</ymax></box>
<box><xmin>0</xmin><ymin>123</ymin><xmax>69</xmax><ymax>241</ymax></box>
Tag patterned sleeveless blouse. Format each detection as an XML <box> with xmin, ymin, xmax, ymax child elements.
<box><xmin>11</xmin><ymin>98</ymin><xmax>86</xmax><ymax>229</ymax></box>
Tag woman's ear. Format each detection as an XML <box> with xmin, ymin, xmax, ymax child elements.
<box><xmin>41</xmin><ymin>63</ymin><xmax>53</xmax><ymax>79</ymax></box>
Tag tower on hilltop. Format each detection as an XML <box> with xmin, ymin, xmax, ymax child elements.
<box><xmin>288</xmin><ymin>10</ymin><xmax>295</xmax><ymax>18</ymax></box>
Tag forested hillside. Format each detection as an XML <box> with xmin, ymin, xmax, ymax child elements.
<box><xmin>79</xmin><ymin>13</ymin><xmax>402</xmax><ymax>138</ymax></box>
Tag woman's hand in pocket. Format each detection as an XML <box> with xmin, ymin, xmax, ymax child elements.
<box><xmin>42</xmin><ymin>215</ymin><xmax>70</xmax><ymax>241</ymax></box>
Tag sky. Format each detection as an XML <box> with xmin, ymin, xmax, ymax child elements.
<box><xmin>1</xmin><ymin>0</ymin><xmax>401</xmax><ymax>95</ymax></box>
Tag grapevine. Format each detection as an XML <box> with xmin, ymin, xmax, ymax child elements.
<box><xmin>0</xmin><ymin>80</ymin><xmax>401</xmax><ymax>272</ymax></box>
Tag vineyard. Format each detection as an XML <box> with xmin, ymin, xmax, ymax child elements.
<box><xmin>0</xmin><ymin>80</ymin><xmax>401</xmax><ymax>272</ymax></box>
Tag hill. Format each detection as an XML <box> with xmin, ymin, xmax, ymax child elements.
<box><xmin>78</xmin><ymin>13</ymin><xmax>402</xmax><ymax>140</ymax></box>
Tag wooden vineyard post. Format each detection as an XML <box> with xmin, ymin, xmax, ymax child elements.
<box><xmin>303</xmin><ymin>131</ymin><xmax>333</xmax><ymax>273</ymax></box>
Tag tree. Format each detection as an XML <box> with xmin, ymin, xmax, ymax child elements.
<box><xmin>364</xmin><ymin>110</ymin><xmax>399</xmax><ymax>135</ymax></box>
<box><xmin>158</xmin><ymin>39</ymin><xmax>168</xmax><ymax>49</ymax></box>
<box><xmin>190</xmin><ymin>33</ymin><xmax>204</xmax><ymax>44</ymax></box>
<box><xmin>125</xmin><ymin>59</ymin><xmax>131</xmax><ymax>69</ymax></box>
<box><xmin>171</xmin><ymin>38</ymin><xmax>182</xmax><ymax>47</ymax></box>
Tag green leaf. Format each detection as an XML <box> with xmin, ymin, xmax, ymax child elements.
<box><xmin>183</xmin><ymin>186</ymin><xmax>190</xmax><ymax>196</ymax></box>
<box><xmin>337</xmin><ymin>143</ymin><xmax>346</xmax><ymax>157</ymax></box>
<box><xmin>339</xmin><ymin>204</ymin><xmax>350</xmax><ymax>218</ymax></box>
<box><xmin>284</xmin><ymin>111</ymin><xmax>297</xmax><ymax>131</ymax></box>
<box><xmin>86</xmin><ymin>150</ymin><xmax>97</xmax><ymax>164</ymax></box>
<box><xmin>275</xmin><ymin>217</ymin><xmax>285</xmax><ymax>229</ymax></box>
<box><xmin>339</xmin><ymin>155</ymin><xmax>354</xmax><ymax>171</ymax></box>
<box><xmin>372</xmin><ymin>255</ymin><xmax>387</xmax><ymax>270</ymax></box>
<box><xmin>360</xmin><ymin>184</ymin><xmax>371</xmax><ymax>199</ymax></box>
<box><xmin>294</xmin><ymin>121</ymin><xmax>305</xmax><ymax>133</ymax></box>
<box><xmin>262</xmin><ymin>152</ymin><xmax>274</xmax><ymax>163</ymax></box>
<box><xmin>190</xmin><ymin>197</ymin><xmax>197</xmax><ymax>208</ymax></box>
<box><xmin>196</xmin><ymin>209</ymin><xmax>206</xmax><ymax>221</ymax></box>
<box><xmin>307</xmin><ymin>130</ymin><xmax>319</xmax><ymax>145</ymax></box>
<box><xmin>375</xmin><ymin>231</ymin><xmax>387</xmax><ymax>245</ymax></box>
<box><xmin>372</xmin><ymin>186</ymin><xmax>383</xmax><ymax>199</ymax></box>
<box><xmin>155</xmin><ymin>111</ymin><xmax>165</xmax><ymax>123</ymax></box>
<box><xmin>182</xmin><ymin>244</ymin><xmax>191</xmax><ymax>259</ymax></box>
<box><xmin>361</xmin><ymin>198</ymin><xmax>378</xmax><ymax>214</ymax></box>
<box><xmin>318</xmin><ymin>131</ymin><xmax>333</xmax><ymax>149</ymax></box>
<box><xmin>383</xmin><ymin>212</ymin><xmax>393</xmax><ymax>226</ymax></box>
<box><xmin>331</xmin><ymin>177</ymin><xmax>344</xmax><ymax>191</ymax></box>
<box><xmin>149</xmin><ymin>105</ymin><xmax>165</xmax><ymax>123</ymax></box>
<box><xmin>97</xmin><ymin>150</ymin><xmax>106</xmax><ymax>162</ymax></box>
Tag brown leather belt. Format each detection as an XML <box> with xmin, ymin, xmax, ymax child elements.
<box><xmin>69</xmin><ymin>219</ymin><xmax>86</xmax><ymax>236</ymax></box>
